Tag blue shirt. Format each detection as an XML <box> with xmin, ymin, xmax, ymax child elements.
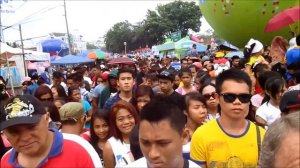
<box><xmin>286</xmin><ymin>47</ymin><xmax>300</xmax><ymax>65</ymax></box>
<box><xmin>82</xmin><ymin>100</ymin><xmax>92</xmax><ymax>128</ymax></box>
<box><xmin>103</xmin><ymin>92</ymin><xmax>122</xmax><ymax>111</ymax></box>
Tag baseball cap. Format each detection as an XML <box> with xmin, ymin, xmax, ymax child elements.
<box><xmin>215</xmin><ymin>52</ymin><xmax>225</xmax><ymax>58</ymax></box>
<box><xmin>280</xmin><ymin>90</ymin><xmax>300</xmax><ymax>114</ymax></box>
<box><xmin>59</xmin><ymin>102</ymin><xmax>84</xmax><ymax>122</ymax></box>
<box><xmin>108</xmin><ymin>69</ymin><xmax>118</xmax><ymax>78</ymax></box>
<box><xmin>157</xmin><ymin>70</ymin><xmax>175</xmax><ymax>81</ymax></box>
<box><xmin>101</xmin><ymin>71</ymin><xmax>110</xmax><ymax>80</ymax></box>
<box><xmin>0</xmin><ymin>95</ymin><xmax>46</xmax><ymax>130</ymax></box>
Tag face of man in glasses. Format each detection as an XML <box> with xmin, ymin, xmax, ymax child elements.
<box><xmin>217</xmin><ymin>80</ymin><xmax>251</xmax><ymax>120</ymax></box>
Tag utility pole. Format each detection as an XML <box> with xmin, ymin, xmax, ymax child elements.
<box><xmin>19</xmin><ymin>24</ymin><xmax>28</xmax><ymax>77</ymax></box>
<box><xmin>63</xmin><ymin>0</ymin><xmax>72</xmax><ymax>54</ymax></box>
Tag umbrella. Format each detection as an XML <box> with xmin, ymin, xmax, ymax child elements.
<box><xmin>41</xmin><ymin>39</ymin><xmax>69</xmax><ymax>56</ymax></box>
<box><xmin>107</xmin><ymin>57</ymin><xmax>134</xmax><ymax>65</ymax></box>
<box><xmin>265</xmin><ymin>6</ymin><xmax>300</xmax><ymax>32</ymax></box>
<box><xmin>87</xmin><ymin>50</ymin><xmax>107</xmax><ymax>60</ymax></box>
<box><xmin>225</xmin><ymin>51</ymin><xmax>244</xmax><ymax>58</ymax></box>
<box><xmin>51</xmin><ymin>54</ymin><xmax>94</xmax><ymax>65</ymax></box>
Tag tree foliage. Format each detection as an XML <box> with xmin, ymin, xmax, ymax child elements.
<box><xmin>104</xmin><ymin>0</ymin><xmax>202</xmax><ymax>53</ymax></box>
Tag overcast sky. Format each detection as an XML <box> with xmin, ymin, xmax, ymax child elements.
<box><xmin>1</xmin><ymin>0</ymin><xmax>212</xmax><ymax>45</ymax></box>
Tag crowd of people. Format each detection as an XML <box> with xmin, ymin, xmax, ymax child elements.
<box><xmin>0</xmin><ymin>34</ymin><xmax>299</xmax><ymax>168</ymax></box>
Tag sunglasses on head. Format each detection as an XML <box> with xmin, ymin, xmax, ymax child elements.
<box><xmin>220</xmin><ymin>93</ymin><xmax>252</xmax><ymax>103</ymax></box>
<box><xmin>203</xmin><ymin>92</ymin><xmax>216</xmax><ymax>100</ymax></box>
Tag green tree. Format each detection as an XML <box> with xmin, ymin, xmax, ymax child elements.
<box><xmin>145</xmin><ymin>0</ymin><xmax>202</xmax><ymax>44</ymax></box>
<box><xmin>104</xmin><ymin>20</ymin><xmax>135</xmax><ymax>53</ymax></box>
<box><xmin>86</xmin><ymin>42</ymin><xmax>98</xmax><ymax>49</ymax></box>
<box><xmin>103</xmin><ymin>0</ymin><xmax>202</xmax><ymax>52</ymax></box>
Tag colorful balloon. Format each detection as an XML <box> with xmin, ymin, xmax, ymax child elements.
<box><xmin>199</xmin><ymin>0</ymin><xmax>299</xmax><ymax>48</ymax></box>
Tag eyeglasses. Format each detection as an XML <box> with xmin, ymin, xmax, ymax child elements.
<box><xmin>220</xmin><ymin>93</ymin><xmax>252</xmax><ymax>103</ymax></box>
<box><xmin>203</xmin><ymin>92</ymin><xmax>216</xmax><ymax>100</ymax></box>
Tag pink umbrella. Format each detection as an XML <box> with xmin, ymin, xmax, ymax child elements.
<box><xmin>265</xmin><ymin>6</ymin><xmax>300</xmax><ymax>32</ymax></box>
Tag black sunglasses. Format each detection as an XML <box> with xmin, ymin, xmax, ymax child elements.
<box><xmin>203</xmin><ymin>92</ymin><xmax>216</xmax><ymax>100</ymax></box>
<box><xmin>220</xmin><ymin>93</ymin><xmax>252</xmax><ymax>103</ymax></box>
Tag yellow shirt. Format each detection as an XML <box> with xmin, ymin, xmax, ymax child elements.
<box><xmin>190</xmin><ymin>119</ymin><xmax>265</xmax><ymax>168</ymax></box>
<box><xmin>246</xmin><ymin>55</ymin><xmax>265</xmax><ymax>66</ymax></box>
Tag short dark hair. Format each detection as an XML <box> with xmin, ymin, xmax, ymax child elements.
<box><xmin>179</xmin><ymin>67</ymin><xmax>192</xmax><ymax>78</ymax></box>
<box><xmin>67</xmin><ymin>86</ymin><xmax>80</xmax><ymax>102</ymax></box>
<box><xmin>72</xmin><ymin>72</ymin><xmax>83</xmax><ymax>82</ymax></box>
<box><xmin>52</xmin><ymin>71</ymin><xmax>63</xmax><ymax>79</ymax></box>
<box><xmin>231</xmin><ymin>55</ymin><xmax>240</xmax><ymax>61</ymax></box>
<box><xmin>145</xmin><ymin>73</ymin><xmax>158</xmax><ymax>82</ymax></box>
<box><xmin>138</xmin><ymin>60</ymin><xmax>148</xmax><ymax>67</ymax></box>
<box><xmin>117</xmin><ymin>68</ymin><xmax>135</xmax><ymax>79</ymax></box>
<box><xmin>140</xmin><ymin>95</ymin><xmax>186</xmax><ymax>134</ymax></box>
<box><xmin>215</xmin><ymin>69</ymin><xmax>252</xmax><ymax>94</ymax></box>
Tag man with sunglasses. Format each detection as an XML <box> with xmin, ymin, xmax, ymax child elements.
<box><xmin>190</xmin><ymin>68</ymin><xmax>265</xmax><ymax>168</ymax></box>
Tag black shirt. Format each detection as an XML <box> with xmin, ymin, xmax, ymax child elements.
<box><xmin>168</xmin><ymin>91</ymin><xmax>185</xmax><ymax>111</ymax></box>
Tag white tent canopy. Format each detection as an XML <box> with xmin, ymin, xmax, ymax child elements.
<box><xmin>8</xmin><ymin>50</ymin><xmax>50</xmax><ymax>61</ymax></box>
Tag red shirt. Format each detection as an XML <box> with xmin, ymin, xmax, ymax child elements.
<box><xmin>1</xmin><ymin>129</ymin><xmax>102</xmax><ymax>168</ymax></box>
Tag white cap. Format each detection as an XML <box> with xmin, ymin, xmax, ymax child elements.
<box><xmin>245</xmin><ymin>38</ymin><xmax>263</xmax><ymax>54</ymax></box>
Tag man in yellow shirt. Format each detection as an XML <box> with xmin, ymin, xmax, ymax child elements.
<box><xmin>190</xmin><ymin>68</ymin><xmax>265</xmax><ymax>168</ymax></box>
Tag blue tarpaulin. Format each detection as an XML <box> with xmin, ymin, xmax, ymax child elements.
<box><xmin>42</xmin><ymin>39</ymin><xmax>69</xmax><ymax>56</ymax></box>
<box><xmin>51</xmin><ymin>55</ymin><xmax>94</xmax><ymax>64</ymax></box>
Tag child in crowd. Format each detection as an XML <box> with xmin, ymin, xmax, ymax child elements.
<box><xmin>176</xmin><ymin>68</ymin><xmax>197</xmax><ymax>95</ymax></box>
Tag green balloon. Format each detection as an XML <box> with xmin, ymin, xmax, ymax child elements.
<box><xmin>199</xmin><ymin>0</ymin><xmax>299</xmax><ymax>48</ymax></box>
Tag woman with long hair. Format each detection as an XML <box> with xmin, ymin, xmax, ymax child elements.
<box><xmin>51</xmin><ymin>85</ymin><xmax>68</xmax><ymax>99</ymax></box>
<box><xmin>103</xmin><ymin>100</ymin><xmax>139</xmax><ymax>168</ymax></box>
<box><xmin>255</xmin><ymin>76</ymin><xmax>286</xmax><ymax>128</ymax></box>
<box><xmin>183</xmin><ymin>92</ymin><xmax>208</xmax><ymax>160</ymax></box>
<box><xmin>34</xmin><ymin>85</ymin><xmax>53</xmax><ymax>102</ymax></box>
<box><xmin>90</xmin><ymin>109</ymin><xmax>111</xmax><ymax>166</ymax></box>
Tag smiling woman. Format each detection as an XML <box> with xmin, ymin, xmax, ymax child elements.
<box><xmin>103</xmin><ymin>100</ymin><xmax>139</xmax><ymax>168</ymax></box>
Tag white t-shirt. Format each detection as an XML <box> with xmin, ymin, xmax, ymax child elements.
<box><xmin>124</xmin><ymin>157</ymin><xmax>201</xmax><ymax>168</ymax></box>
<box><xmin>107</xmin><ymin>137</ymin><xmax>134</xmax><ymax>168</ymax></box>
<box><xmin>256</xmin><ymin>102</ymin><xmax>281</xmax><ymax>126</ymax></box>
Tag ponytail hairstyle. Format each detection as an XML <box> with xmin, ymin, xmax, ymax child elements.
<box><xmin>262</xmin><ymin>76</ymin><xmax>285</xmax><ymax>105</ymax></box>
